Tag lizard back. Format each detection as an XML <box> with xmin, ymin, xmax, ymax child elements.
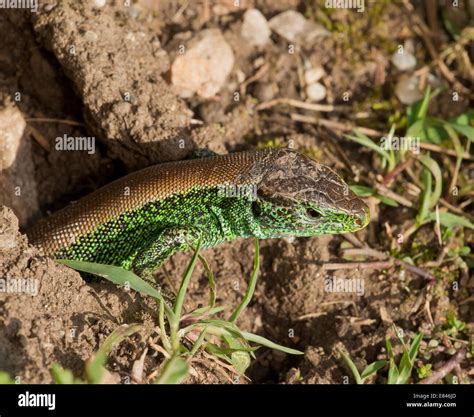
<box><xmin>27</xmin><ymin>149</ymin><xmax>273</xmax><ymax>256</ymax></box>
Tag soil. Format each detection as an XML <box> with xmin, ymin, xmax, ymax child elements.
<box><xmin>0</xmin><ymin>1</ymin><xmax>472</xmax><ymax>384</ymax></box>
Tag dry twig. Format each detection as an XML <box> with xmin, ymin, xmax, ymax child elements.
<box><xmin>418</xmin><ymin>349</ymin><xmax>467</xmax><ymax>384</ymax></box>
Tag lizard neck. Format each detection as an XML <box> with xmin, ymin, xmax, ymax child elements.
<box><xmin>223</xmin><ymin>198</ymin><xmax>267</xmax><ymax>240</ymax></box>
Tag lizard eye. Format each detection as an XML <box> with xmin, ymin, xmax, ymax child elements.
<box><xmin>252</xmin><ymin>201</ymin><xmax>261</xmax><ymax>217</ymax></box>
<box><xmin>306</xmin><ymin>208</ymin><xmax>320</xmax><ymax>219</ymax></box>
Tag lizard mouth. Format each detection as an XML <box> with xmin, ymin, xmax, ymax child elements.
<box><xmin>352</xmin><ymin>205</ymin><xmax>371</xmax><ymax>231</ymax></box>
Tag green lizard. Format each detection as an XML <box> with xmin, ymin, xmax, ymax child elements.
<box><xmin>27</xmin><ymin>148</ymin><xmax>370</xmax><ymax>278</ymax></box>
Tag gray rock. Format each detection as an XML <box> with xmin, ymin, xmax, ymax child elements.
<box><xmin>0</xmin><ymin>206</ymin><xmax>19</xmax><ymax>249</ymax></box>
<box><xmin>269</xmin><ymin>10</ymin><xmax>329</xmax><ymax>44</ymax></box>
<box><xmin>395</xmin><ymin>75</ymin><xmax>424</xmax><ymax>104</ymax></box>
<box><xmin>0</xmin><ymin>102</ymin><xmax>39</xmax><ymax>226</ymax></box>
<box><xmin>83</xmin><ymin>30</ymin><xmax>98</xmax><ymax>43</ymax></box>
<box><xmin>254</xmin><ymin>82</ymin><xmax>276</xmax><ymax>102</ymax></box>
<box><xmin>306</xmin><ymin>82</ymin><xmax>327</xmax><ymax>102</ymax></box>
<box><xmin>391</xmin><ymin>50</ymin><xmax>417</xmax><ymax>72</ymax></box>
<box><xmin>171</xmin><ymin>29</ymin><xmax>235</xmax><ymax>98</ymax></box>
<box><xmin>395</xmin><ymin>73</ymin><xmax>442</xmax><ymax>104</ymax></box>
<box><xmin>0</xmin><ymin>105</ymin><xmax>25</xmax><ymax>170</ymax></box>
<box><xmin>92</xmin><ymin>0</ymin><xmax>107</xmax><ymax>8</ymax></box>
<box><xmin>241</xmin><ymin>9</ymin><xmax>271</xmax><ymax>47</ymax></box>
<box><xmin>304</xmin><ymin>66</ymin><xmax>325</xmax><ymax>84</ymax></box>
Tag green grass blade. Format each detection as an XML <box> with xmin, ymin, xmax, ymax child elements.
<box><xmin>406</xmin><ymin>119</ymin><xmax>425</xmax><ymax>139</ymax></box>
<box><xmin>449</xmin><ymin>123</ymin><xmax>474</xmax><ymax>142</ymax></box>
<box><xmin>206</xmin><ymin>343</ymin><xmax>257</xmax><ymax>355</ymax></box>
<box><xmin>397</xmin><ymin>351</ymin><xmax>412</xmax><ymax>384</ymax></box>
<box><xmin>386</xmin><ymin>338</ymin><xmax>395</xmax><ymax>360</ymax></box>
<box><xmin>350</xmin><ymin>185</ymin><xmax>374</xmax><ymax>197</ymax></box>
<box><xmin>0</xmin><ymin>371</ymin><xmax>17</xmax><ymax>384</ymax></box>
<box><xmin>459</xmin><ymin>182</ymin><xmax>474</xmax><ymax>196</ymax></box>
<box><xmin>387</xmin><ymin>358</ymin><xmax>400</xmax><ymax>385</ymax></box>
<box><xmin>350</xmin><ymin>185</ymin><xmax>398</xmax><ymax>206</ymax></box>
<box><xmin>448</xmin><ymin>108</ymin><xmax>474</xmax><ymax>141</ymax></box>
<box><xmin>377</xmin><ymin>194</ymin><xmax>399</xmax><ymax>207</ymax></box>
<box><xmin>449</xmin><ymin>109</ymin><xmax>474</xmax><ymax>126</ymax></box>
<box><xmin>360</xmin><ymin>360</ymin><xmax>387</xmax><ymax>381</ymax></box>
<box><xmin>86</xmin><ymin>323</ymin><xmax>144</xmax><ymax>383</ymax></box>
<box><xmin>413</xmin><ymin>86</ymin><xmax>431</xmax><ymax>122</ymax></box>
<box><xmin>417</xmin><ymin>167</ymin><xmax>432</xmax><ymax>225</ymax></box>
<box><xmin>240</xmin><ymin>331</ymin><xmax>303</xmax><ymax>355</ymax></box>
<box><xmin>345</xmin><ymin>131</ymin><xmax>392</xmax><ymax>163</ymax></box>
<box><xmin>337</xmin><ymin>349</ymin><xmax>362</xmax><ymax>384</ymax></box>
<box><xmin>51</xmin><ymin>363</ymin><xmax>83</xmax><ymax>384</ymax></box>
<box><xmin>417</xmin><ymin>154</ymin><xmax>442</xmax><ymax>208</ymax></box>
<box><xmin>230</xmin><ymin>239</ymin><xmax>260</xmax><ymax>322</ymax></box>
<box><xmin>158</xmin><ymin>299</ymin><xmax>172</xmax><ymax>353</ymax></box>
<box><xmin>231</xmin><ymin>351</ymin><xmax>251</xmax><ymax>375</ymax></box>
<box><xmin>202</xmin><ymin>319</ymin><xmax>243</xmax><ymax>331</ymax></box>
<box><xmin>408</xmin><ymin>333</ymin><xmax>423</xmax><ymax>363</ymax></box>
<box><xmin>154</xmin><ymin>356</ymin><xmax>189</xmax><ymax>384</ymax></box>
<box><xmin>57</xmin><ymin>259</ymin><xmax>176</xmax><ymax>321</ymax></box>
<box><xmin>427</xmin><ymin>211</ymin><xmax>474</xmax><ymax>229</ymax></box>
<box><xmin>173</xmin><ymin>241</ymin><xmax>202</xmax><ymax>320</ymax></box>
<box><xmin>191</xmin><ymin>305</ymin><xmax>229</xmax><ymax>316</ymax></box>
<box><xmin>198</xmin><ymin>253</ymin><xmax>217</xmax><ymax>307</ymax></box>
<box><xmin>189</xmin><ymin>327</ymin><xmax>208</xmax><ymax>356</ymax></box>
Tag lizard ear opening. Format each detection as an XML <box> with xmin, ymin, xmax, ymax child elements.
<box><xmin>306</xmin><ymin>207</ymin><xmax>321</xmax><ymax>219</ymax></box>
<box><xmin>252</xmin><ymin>201</ymin><xmax>261</xmax><ymax>217</ymax></box>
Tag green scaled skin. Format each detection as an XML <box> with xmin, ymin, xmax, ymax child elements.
<box><xmin>37</xmin><ymin>149</ymin><xmax>370</xmax><ymax>278</ymax></box>
<box><xmin>56</xmin><ymin>186</ymin><xmax>256</xmax><ymax>276</ymax></box>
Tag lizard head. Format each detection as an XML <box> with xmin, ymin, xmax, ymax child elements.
<box><xmin>249</xmin><ymin>148</ymin><xmax>370</xmax><ymax>238</ymax></box>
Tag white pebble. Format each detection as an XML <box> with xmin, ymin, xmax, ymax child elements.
<box><xmin>241</xmin><ymin>9</ymin><xmax>271</xmax><ymax>47</ymax></box>
<box><xmin>269</xmin><ymin>10</ymin><xmax>329</xmax><ymax>44</ymax></box>
<box><xmin>391</xmin><ymin>50</ymin><xmax>416</xmax><ymax>72</ymax></box>
<box><xmin>171</xmin><ymin>29</ymin><xmax>235</xmax><ymax>98</ymax></box>
<box><xmin>0</xmin><ymin>105</ymin><xmax>26</xmax><ymax>169</ymax></box>
<box><xmin>84</xmin><ymin>30</ymin><xmax>98</xmax><ymax>43</ymax></box>
<box><xmin>92</xmin><ymin>0</ymin><xmax>106</xmax><ymax>8</ymax></box>
<box><xmin>304</xmin><ymin>67</ymin><xmax>325</xmax><ymax>85</ymax></box>
<box><xmin>306</xmin><ymin>82</ymin><xmax>327</xmax><ymax>102</ymax></box>
<box><xmin>395</xmin><ymin>75</ymin><xmax>423</xmax><ymax>104</ymax></box>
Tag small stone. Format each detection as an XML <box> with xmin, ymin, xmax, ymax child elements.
<box><xmin>241</xmin><ymin>9</ymin><xmax>271</xmax><ymax>47</ymax></box>
<box><xmin>269</xmin><ymin>10</ymin><xmax>329</xmax><ymax>44</ymax></box>
<box><xmin>395</xmin><ymin>75</ymin><xmax>423</xmax><ymax>104</ymax></box>
<box><xmin>126</xmin><ymin>5</ymin><xmax>140</xmax><ymax>19</ymax></box>
<box><xmin>113</xmin><ymin>102</ymin><xmax>131</xmax><ymax>116</ymax></box>
<box><xmin>391</xmin><ymin>50</ymin><xmax>417</xmax><ymax>72</ymax></box>
<box><xmin>0</xmin><ymin>206</ymin><xmax>19</xmax><ymax>249</ymax></box>
<box><xmin>0</xmin><ymin>102</ymin><xmax>39</xmax><ymax>226</ymax></box>
<box><xmin>304</xmin><ymin>67</ymin><xmax>325</xmax><ymax>84</ymax></box>
<box><xmin>44</xmin><ymin>3</ymin><xmax>57</xmax><ymax>12</ymax></box>
<box><xmin>212</xmin><ymin>4</ymin><xmax>231</xmax><ymax>16</ymax></box>
<box><xmin>306</xmin><ymin>82</ymin><xmax>326</xmax><ymax>102</ymax></box>
<box><xmin>254</xmin><ymin>82</ymin><xmax>275</xmax><ymax>102</ymax></box>
<box><xmin>83</xmin><ymin>30</ymin><xmax>98</xmax><ymax>43</ymax></box>
<box><xmin>91</xmin><ymin>0</ymin><xmax>106</xmax><ymax>8</ymax></box>
<box><xmin>0</xmin><ymin>104</ymin><xmax>26</xmax><ymax>170</ymax></box>
<box><xmin>171</xmin><ymin>29</ymin><xmax>235</xmax><ymax>98</ymax></box>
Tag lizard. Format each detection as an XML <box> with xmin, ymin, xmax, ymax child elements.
<box><xmin>27</xmin><ymin>148</ymin><xmax>370</xmax><ymax>278</ymax></box>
